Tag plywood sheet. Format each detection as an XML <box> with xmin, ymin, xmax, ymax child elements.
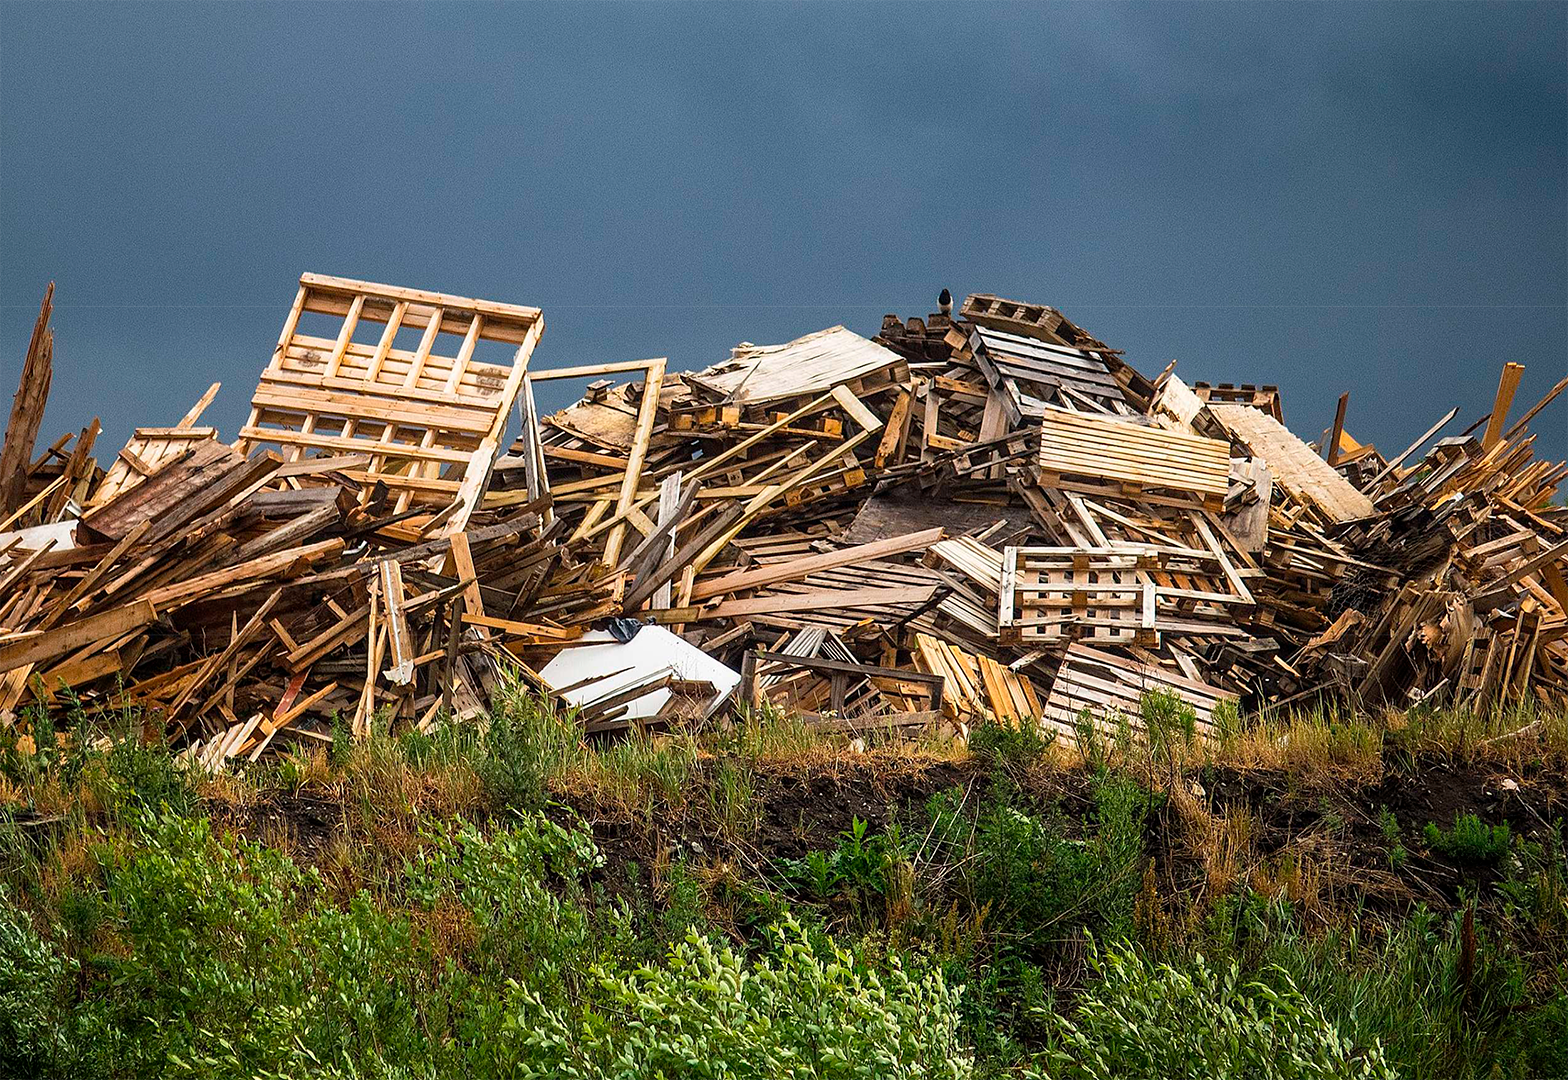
<box><xmin>1208</xmin><ymin>403</ymin><xmax>1374</xmax><ymax>523</ymax></box>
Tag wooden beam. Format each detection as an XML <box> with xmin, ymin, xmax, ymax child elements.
<box><xmin>690</xmin><ymin>527</ymin><xmax>945</xmax><ymax>601</ymax></box>
<box><xmin>1325</xmin><ymin>391</ymin><xmax>1349</xmax><ymax>464</ymax></box>
<box><xmin>602</xmin><ymin>359</ymin><xmax>666</xmax><ymax>567</ymax></box>
<box><xmin>650</xmin><ymin>584</ymin><xmax>939</xmax><ymax>623</ymax></box>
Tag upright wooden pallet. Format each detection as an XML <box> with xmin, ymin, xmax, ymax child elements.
<box><xmin>1036</xmin><ymin>409</ymin><xmax>1231</xmax><ymax>511</ymax></box>
<box><xmin>237</xmin><ymin>273</ymin><xmax>543</xmax><ymax>534</ymax></box>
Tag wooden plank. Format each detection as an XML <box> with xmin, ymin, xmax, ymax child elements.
<box><xmin>1482</xmin><ymin>362</ymin><xmax>1525</xmax><ymax>451</ymax></box>
<box><xmin>446</xmin><ymin>531</ymin><xmax>485</xmax><ymax>618</ymax></box>
<box><xmin>829</xmin><ymin>384</ymin><xmax>884</xmax><ymax>433</ymax></box>
<box><xmin>1325</xmin><ymin>391</ymin><xmax>1349</xmax><ymax>464</ymax></box>
<box><xmin>379</xmin><ymin>560</ymin><xmax>415</xmax><ymax>685</ymax></box>
<box><xmin>0</xmin><ymin>600</ymin><xmax>157</xmax><ymax>675</ymax></box>
<box><xmin>691</xmin><ymin>527</ymin><xmax>944</xmax><ymax>601</ymax></box>
<box><xmin>651</xmin><ymin>584</ymin><xmax>939</xmax><ymax>623</ymax></box>
<box><xmin>602</xmin><ymin>359</ymin><xmax>666</xmax><ymax>566</ymax></box>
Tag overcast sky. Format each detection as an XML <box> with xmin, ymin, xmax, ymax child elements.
<box><xmin>2</xmin><ymin>1</ymin><xmax>1564</xmax><ymax>463</ymax></box>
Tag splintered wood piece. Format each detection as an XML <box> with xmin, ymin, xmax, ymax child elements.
<box><xmin>691</xmin><ymin>528</ymin><xmax>945</xmax><ymax>601</ymax></box>
<box><xmin>1325</xmin><ymin>391</ymin><xmax>1349</xmax><ymax>464</ymax></box>
<box><xmin>177</xmin><ymin>382</ymin><xmax>223</xmax><ymax>429</ymax></box>
<box><xmin>649</xmin><ymin>472</ymin><xmax>684</xmax><ymax>610</ymax></box>
<box><xmin>602</xmin><ymin>359</ymin><xmax>666</xmax><ymax>567</ymax></box>
<box><xmin>0</xmin><ymin>283</ymin><xmax>54</xmax><ymax>515</ymax></box>
<box><xmin>379</xmin><ymin>560</ymin><xmax>415</xmax><ymax>685</ymax></box>
<box><xmin>650</xmin><ymin>584</ymin><xmax>940</xmax><ymax>624</ymax></box>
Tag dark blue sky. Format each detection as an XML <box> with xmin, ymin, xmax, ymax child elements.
<box><xmin>3</xmin><ymin>1</ymin><xmax>1565</xmax><ymax>462</ymax></box>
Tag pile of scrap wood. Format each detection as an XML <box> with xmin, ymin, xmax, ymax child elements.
<box><xmin>2</xmin><ymin>274</ymin><xmax>1565</xmax><ymax>763</ymax></box>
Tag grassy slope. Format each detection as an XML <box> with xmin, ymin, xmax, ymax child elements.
<box><xmin>1</xmin><ymin>687</ymin><xmax>1566</xmax><ymax>1078</ymax></box>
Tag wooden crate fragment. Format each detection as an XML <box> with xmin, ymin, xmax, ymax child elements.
<box><xmin>91</xmin><ymin>427</ymin><xmax>219</xmax><ymax>508</ymax></box>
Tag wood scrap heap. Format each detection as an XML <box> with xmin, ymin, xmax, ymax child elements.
<box><xmin>2</xmin><ymin>275</ymin><xmax>1565</xmax><ymax>762</ymax></box>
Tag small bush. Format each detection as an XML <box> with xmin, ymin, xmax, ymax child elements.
<box><xmin>1378</xmin><ymin>807</ymin><xmax>1407</xmax><ymax>870</ymax></box>
<box><xmin>780</xmin><ymin>816</ymin><xmax>905</xmax><ymax>922</ymax></box>
<box><xmin>1424</xmin><ymin>814</ymin><xmax>1511</xmax><ymax>865</ymax></box>
<box><xmin>970</xmin><ymin>719</ymin><xmax>1055</xmax><ymax>778</ymax></box>
<box><xmin>1030</xmin><ymin>938</ymin><xmax>1397</xmax><ymax>1080</ymax></box>
<box><xmin>0</xmin><ymin>889</ymin><xmax>69</xmax><ymax>1077</ymax></box>
<box><xmin>474</xmin><ymin>688</ymin><xmax>579</xmax><ymax>809</ymax></box>
<box><xmin>503</xmin><ymin>915</ymin><xmax>973</xmax><ymax>1079</ymax></box>
<box><xmin>969</xmin><ymin>773</ymin><xmax>1151</xmax><ymax>956</ymax></box>
<box><xmin>1140</xmin><ymin>689</ymin><xmax>1198</xmax><ymax>759</ymax></box>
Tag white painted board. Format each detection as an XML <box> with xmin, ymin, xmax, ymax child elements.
<box><xmin>539</xmin><ymin>625</ymin><xmax>740</xmax><ymax>722</ymax></box>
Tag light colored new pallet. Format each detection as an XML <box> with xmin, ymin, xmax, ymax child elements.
<box><xmin>913</xmin><ymin>632</ymin><xmax>1040</xmax><ymax>726</ymax></box>
<box><xmin>999</xmin><ymin>546</ymin><xmax>1160</xmax><ymax>646</ymax></box>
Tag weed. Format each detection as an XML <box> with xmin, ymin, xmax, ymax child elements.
<box><xmin>474</xmin><ymin>686</ymin><xmax>580</xmax><ymax>810</ymax></box>
<box><xmin>1424</xmin><ymin>814</ymin><xmax>1511</xmax><ymax>865</ymax></box>
<box><xmin>779</xmin><ymin>816</ymin><xmax>906</xmax><ymax>926</ymax></box>
<box><xmin>970</xmin><ymin>719</ymin><xmax>1055</xmax><ymax>780</ymax></box>
<box><xmin>1379</xmin><ymin>807</ymin><xmax>1407</xmax><ymax>870</ymax></box>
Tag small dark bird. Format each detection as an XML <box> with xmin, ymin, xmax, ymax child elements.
<box><xmin>937</xmin><ymin>288</ymin><xmax>952</xmax><ymax>316</ymax></box>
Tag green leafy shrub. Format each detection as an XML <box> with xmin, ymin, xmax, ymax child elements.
<box><xmin>1030</xmin><ymin>939</ymin><xmax>1396</xmax><ymax>1080</ymax></box>
<box><xmin>404</xmin><ymin>813</ymin><xmax>600</xmax><ymax>993</ymax></box>
<box><xmin>0</xmin><ymin>889</ymin><xmax>70</xmax><ymax>1077</ymax></box>
<box><xmin>1424</xmin><ymin>814</ymin><xmax>1511</xmax><ymax>864</ymax></box>
<box><xmin>474</xmin><ymin>687</ymin><xmax>579</xmax><ymax>809</ymax></box>
<box><xmin>1378</xmin><ymin>807</ymin><xmax>1407</xmax><ymax>870</ymax></box>
<box><xmin>779</xmin><ymin>816</ymin><xmax>906</xmax><ymax>924</ymax></box>
<box><xmin>1139</xmin><ymin>689</ymin><xmax>1198</xmax><ymax>758</ymax></box>
<box><xmin>96</xmin><ymin>732</ymin><xmax>195</xmax><ymax>819</ymax></box>
<box><xmin>502</xmin><ymin>915</ymin><xmax>973</xmax><ymax>1079</ymax></box>
<box><xmin>963</xmin><ymin>772</ymin><xmax>1151</xmax><ymax>961</ymax></box>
